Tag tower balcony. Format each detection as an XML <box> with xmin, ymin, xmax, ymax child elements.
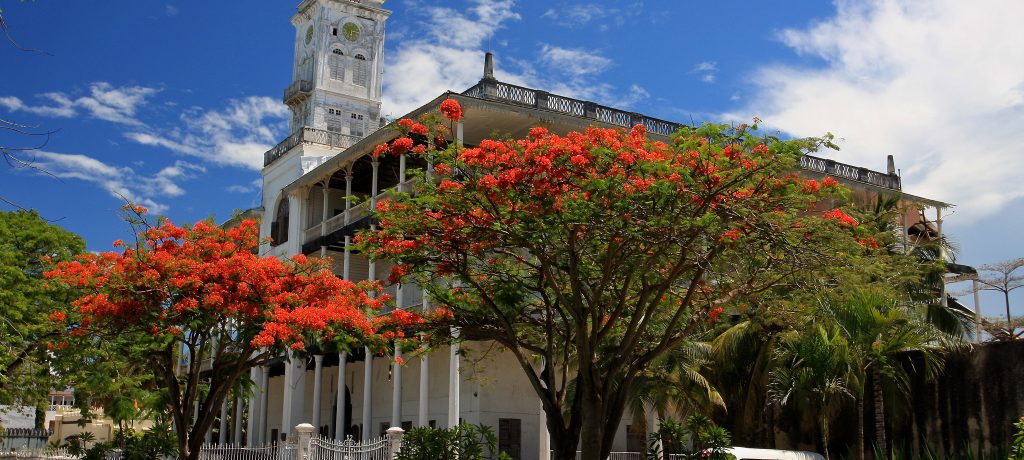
<box><xmin>263</xmin><ymin>127</ymin><xmax>361</xmax><ymax>167</ymax></box>
<box><xmin>283</xmin><ymin>79</ymin><xmax>313</xmax><ymax>105</ymax></box>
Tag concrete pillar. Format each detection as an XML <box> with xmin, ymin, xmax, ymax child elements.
<box><xmin>281</xmin><ymin>351</ymin><xmax>294</xmax><ymax>441</ymax></box>
<box><xmin>392</xmin><ymin>345</ymin><xmax>403</xmax><ymax>428</ymax></box>
<box><xmin>363</xmin><ymin>347</ymin><xmax>374</xmax><ymax>441</ymax></box>
<box><xmin>387</xmin><ymin>427</ymin><xmax>406</xmax><ymax>460</ymax></box>
<box><xmin>343</xmin><ymin>236</ymin><xmax>351</xmax><ymax>280</ymax></box>
<box><xmin>287</xmin><ymin>193</ymin><xmax>303</xmax><ymax>255</ymax></box>
<box><xmin>336</xmin><ymin>351</ymin><xmax>348</xmax><ymax>440</ymax></box>
<box><xmin>233</xmin><ymin>394</ymin><xmax>244</xmax><ymax>444</ymax></box>
<box><xmin>296</xmin><ymin>423</ymin><xmax>315</xmax><ymax>459</ymax></box>
<box><xmin>320</xmin><ymin>180</ymin><xmax>329</xmax><ymax>258</ymax></box>
<box><xmin>370</xmin><ymin>160</ymin><xmax>380</xmax><ymax>209</ymax></box>
<box><xmin>398</xmin><ymin>153</ymin><xmax>407</xmax><ymax>193</ymax></box>
<box><xmin>447</xmin><ymin>328</ymin><xmax>461</xmax><ymax>428</ymax></box>
<box><xmin>246</xmin><ymin>367</ymin><xmax>260</xmax><ymax>445</ymax></box>
<box><xmin>344</xmin><ymin>169</ymin><xmax>353</xmax><ymax>225</ymax></box>
<box><xmin>313</xmin><ymin>354</ymin><xmax>325</xmax><ymax>432</ymax></box>
<box><xmin>259</xmin><ymin>366</ymin><xmax>269</xmax><ymax>444</ymax></box>
<box><xmin>418</xmin><ymin>293</ymin><xmax>430</xmax><ymax>427</ymax></box>
<box><xmin>218</xmin><ymin>399</ymin><xmax>229</xmax><ymax>444</ymax></box>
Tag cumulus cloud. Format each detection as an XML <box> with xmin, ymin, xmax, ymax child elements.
<box><xmin>125</xmin><ymin>96</ymin><xmax>289</xmax><ymax>170</ymax></box>
<box><xmin>730</xmin><ymin>0</ymin><xmax>1024</xmax><ymax>219</ymax></box>
<box><xmin>30</xmin><ymin>151</ymin><xmax>204</xmax><ymax>214</ymax></box>
<box><xmin>0</xmin><ymin>82</ymin><xmax>159</xmax><ymax>126</ymax></box>
<box><xmin>384</xmin><ymin>0</ymin><xmax>646</xmax><ymax>116</ymax></box>
<box><xmin>539</xmin><ymin>44</ymin><xmax>612</xmax><ymax>79</ymax></box>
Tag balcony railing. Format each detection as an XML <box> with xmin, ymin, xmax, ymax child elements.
<box><xmin>463</xmin><ymin>79</ymin><xmax>902</xmax><ymax>191</ymax></box>
<box><xmin>283</xmin><ymin>79</ymin><xmax>313</xmax><ymax>104</ymax></box>
<box><xmin>463</xmin><ymin>80</ymin><xmax>682</xmax><ymax>136</ymax></box>
<box><xmin>264</xmin><ymin>127</ymin><xmax>361</xmax><ymax>167</ymax></box>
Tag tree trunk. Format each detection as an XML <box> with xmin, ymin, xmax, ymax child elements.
<box><xmin>872</xmin><ymin>367</ymin><xmax>887</xmax><ymax>458</ymax></box>
<box><xmin>1006</xmin><ymin>291</ymin><xmax>1013</xmax><ymax>333</ymax></box>
<box><xmin>578</xmin><ymin>388</ymin><xmax>607</xmax><ymax>460</ymax></box>
<box><xmin>821</xmin><ymin>411</ymin><xmax>831</xmax><ymax>460</ymax></box>
<box><xmin>857</xmin><ymin>390</ymin><xmax>865</xmax><ymax>460</ymax></box>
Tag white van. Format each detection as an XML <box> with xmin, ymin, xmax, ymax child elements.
<box><xmin>709</xmin><ymin>447</ymin><xmax>826</xmax><ymax>460</ymax></box>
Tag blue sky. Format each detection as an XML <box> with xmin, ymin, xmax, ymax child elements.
<box><xmin>1</xmin><ymin>0</ymin><xmax>1022</xmax><ymax>319</ymax></box>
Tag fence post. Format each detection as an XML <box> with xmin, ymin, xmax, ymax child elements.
<box><xmin>386</xmin><ymin>426</ymin><xmax>405</xmax><ymax>460</ymax></box>
<box><xmin>296</xmin><ymin>423</ymin><xmax>315</xmax><ymax>460</ymax></box>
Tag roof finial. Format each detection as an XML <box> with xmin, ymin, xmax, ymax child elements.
<box><xmin>483</xmin><ymin>52</ymin><xmax>496</xmax><ymax>81</ymax></box>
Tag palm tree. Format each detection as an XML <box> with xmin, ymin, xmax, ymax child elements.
<box><xmin>768</xmin><ymin>325</ymin><xmax>856</xmax><ymax>460</ymax></box>
<box><xmin>817</xmin><ymin>289</ymin><xmax>956</xmax><ymax>460</ymax></box>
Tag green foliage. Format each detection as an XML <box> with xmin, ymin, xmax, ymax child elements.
<box><xmin>396</xmin><ymin>423</ymin><xmax>511</xmax><ymax>460</ymax></box>
<box><xmin>1012</xmin><ymin>416</ymin><xmax>1024</xmax><ymax>460</ymax></box>
<box><xmin>0</xmin><ymin>210</ymin><xmax>84</xmax><ymax>410</ymax></box>
<box><xmin>646</xmin><ymin>415</ymin><xmax>734</xmax><ymax>460</ymax></box>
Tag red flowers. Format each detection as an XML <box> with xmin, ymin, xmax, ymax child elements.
<box><xmin>822</xmin><ymin>208</ymin><xmax>858</xmax><ymax>227</ymax></box>
<box><xmin>821</xmin><ymin>177</ymin><xmax>839</xmax><ymax>188</ymax></box>
<box><xmin>708</xmin><ymin>307</ymin><xmax>724</xmax><ymax>323</ymax></box>
<box><xmin>390</xmin><ymin>137</ymin><xmax>414</xmax><ymax>155</ymax></box>
<box><xmin>440</xmin><ymin>98</ymin><xmax>462</xmax><ymax>122</ymax></box>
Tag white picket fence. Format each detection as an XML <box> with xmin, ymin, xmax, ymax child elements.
<box><xmin>0</xmin><ymin>423</ymin><xmax>395</xmax><ymax>460</ymax></box>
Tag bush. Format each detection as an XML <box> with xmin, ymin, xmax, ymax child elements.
<box><xmin>396</xmin><ymin>423</ymin><xmax>511</xmax><ymax>460</ymax></box>
<box><xmin>1012</xmin><ymin>416</ymin><xmax>1024</xmax><ymax>460</ymax></box>
<box><xmin>647</xmin><ymin>415</ymin><xmax>735</xmax><ymax>460</ymax></box>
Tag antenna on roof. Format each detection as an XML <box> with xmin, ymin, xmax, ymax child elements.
<box><xmin>483</xmin><ymin>52</ymin><xmax>496</xmax><ymax>81</ymax></box>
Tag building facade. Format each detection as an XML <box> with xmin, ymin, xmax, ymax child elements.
<box><xmin>225</xmin><ymin>1</ymin><xmax>952</xmax><ymax>458</ymax></box>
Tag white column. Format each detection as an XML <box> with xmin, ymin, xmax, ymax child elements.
<box><xmin>362</xmin><ymin>347</ymin><xmax>374</xmax><ymax>441</ymax></box>
<box><xmin>259</xmin><ymin>367</ymin><xmax>269</xmax><ymax>444</ymax></box>
<box><xmin>456</xmin><ymin>122</ymin><xmax>464</xmax><ymax>147</ymax></box>
<box><xmin>281</xmin><ymin>351</ymin><xmax>294</xmax><ymax>441</ymax></box>
<box><xmin>218</xmin><ymin>399</ymin><xmax>229</xmax><ymax>444</ymax></box>
<box><xmin>418</xmin><ymin>293</ymin><xmax>430</xmax><ymax>427</ymax></box>
<box><xmin>447</xmin><ymin>328</ymin><xmax>461</xmax><ymax>428</ymax></box>
<box><xmin>233</xmin><ymin>394</ymin><xmax>244</xmax><ymax>444</ymax></box>
<box><xmin>336</xmin><ymin>352</ymin><xmax>348</xmax><ymax>440</ymax></box>
<box><xmin>370</xmin><ymin>160</ymin><xmax>380</xmax><ymax>209</ymax></box>
<box><xmin>246</xmin><ymin>367</ymin><xmax>260</xmax><ymax>446</ymax></box>
<box><xmin>313</xmin><ymin>354</ymin><xmax>325</xmax><ymax>432</ymax></box>
<box><xmin>398</xmin><ymin>153</ymin><xmax>407</xmax><ymax>193</ymax></box>
<box><xmin>392</xmin><ymin>344</ymin><xmax>403</xmax><ymax>428</ymax></box>
<box><xmin>344</xmin><ymin>169</ymin><xmax>353</xmax><ymax>225</ymax></box>
<box><xmin>320</xmin><ymin>180</ymin><xmax>330</xmax><ymax>257</ymax></box>
<box><xmin>287</xmin><ymin>193</ymin><xmax>303</xmax><ymax>255</ymax></box>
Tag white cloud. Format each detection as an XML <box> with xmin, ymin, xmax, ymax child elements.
<box><xmin>226</xmin><ymin>178</ymin><xmax>263</xmax><ymax>194</ymax></box>
<box><xmin>384</xmin><ymin>0</ymin><xmax>646</xmax><ymax>116</ymax></box>
<box><xmin>539</xmin><ymin>44</ymin><xmax>612</xmax><ymax>79</ymax></box>
<box><xmin>730</xmin><ymin>0</ymin><xmax>1024</xmax><ymax>220</ymax></box>
<box><xmin>29</xmin><ymin>151</ymin><xmax>204</xmax><ymax>214</ymax></box>
<box><xmin>383</xmin><ymin>0</ymin><xmax>519</xmax><ymax>116</ymax></box>
<box><xmin>691</xmin><ymin>61</ymin><xmax>717</xmax><ymax>83</ymax></box>
<box><xmin>165</xmin><ymin>4</ymin><xmax>179</xmax><ymax>17</ymax></box>
<box><xmin>541</xmin><ymin>3</ymin><xmax>643</xmax><ymax>28</ymax></box>
<box><xmin>125</xmin><ymin>96</ymin><xmax>289</xmax><ymax>170</ymax></box>
<box><xmin>0</xmin><ymin>82</ymin><xmax>159</xmax><ymax>126</ymax></box>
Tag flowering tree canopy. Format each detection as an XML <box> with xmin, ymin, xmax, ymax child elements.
<box><xmin>360</xmin><ymin>101</ymin><xmax>872</xmax><ymax>460</ymax></box>
<box><xmin>46</xmin><ymin>208</ymin><xmax>436</xmax><ymax>460</ymax></box>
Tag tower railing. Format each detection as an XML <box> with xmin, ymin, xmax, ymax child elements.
<box><xmin>264</xmin><ymin>127</ymin><xmax>362</xmax><ymax>167</ymax></box>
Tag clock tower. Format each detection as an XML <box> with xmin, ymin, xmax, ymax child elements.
<box><xmin>287</xmin><ymin>0</ymin><xmax>390</xmax><ymax>136</ymax></box>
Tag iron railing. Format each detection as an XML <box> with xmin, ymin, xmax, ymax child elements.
<box><xmin>264</xmin><ymin>127</ymin><xmax>361</xmax><ymax>167</ymax></box>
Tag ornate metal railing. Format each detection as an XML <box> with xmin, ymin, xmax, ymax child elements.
<box><xmin>462</xmin><ymin>80</ymin><xmax>681</xmax><ymax>136</ymax></box>
<box><xmin>283</xmin><ymin>79</ymin><xmax>313</xmax><ymax>104</ymax></box>
<box><xmin>463</xmin><ymin>79</ymin><xmax>902</xmax><ymax>190</ymax></box>
<box><xmin>799</xmin><ymin>154</ymin><xmax>901</xmax><ymax>190</ymax></box>
<box><xmin>264</xmin><ymin>127</ymin><xmax>361</xmax><ymax>167</ymax></box>
<box><xmin>310</xmin><ymin>434</ymin><xmax>390</xmax><ymax>460</ymax></box>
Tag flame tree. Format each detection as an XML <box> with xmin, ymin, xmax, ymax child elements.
<box><xmin>46</xmin><ymin>208</ymin><xmax>439</xmax><ymax>460</ymax></box>
<box><xmin>360</xmin><ymin>101</ymin><xmax>871</xmax><ymax>460</ymax></box>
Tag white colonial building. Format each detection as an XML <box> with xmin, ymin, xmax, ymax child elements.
<box><xmin>222</xmin><ymin>1</ymin><xmax>951</xmax><ymax>459</ymax></box>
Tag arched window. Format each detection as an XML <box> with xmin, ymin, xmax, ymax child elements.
<box><xmin>271</xmin><ymin>197</ymin><xmax>290</xmax><ymax>246</ymax></box>
<box><xmin>353</xmin><ymin>54</ymin><xmax>368</xmax><ymax>87</ymax></box>
<box><xmin>330</xmin><ymin>49</ymin><xmax>345</xmax><ymax>81</ymax></box>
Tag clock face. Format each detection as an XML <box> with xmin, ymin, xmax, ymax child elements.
<box><xmin>343</xmin><ymin>22</ymin><xmax>360</xmax><ymax>41</ymax></box>
<box><xmin>305</xmin><ymin>25</ymin><xmax>314</xmax><ymax>45</ymax></box>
